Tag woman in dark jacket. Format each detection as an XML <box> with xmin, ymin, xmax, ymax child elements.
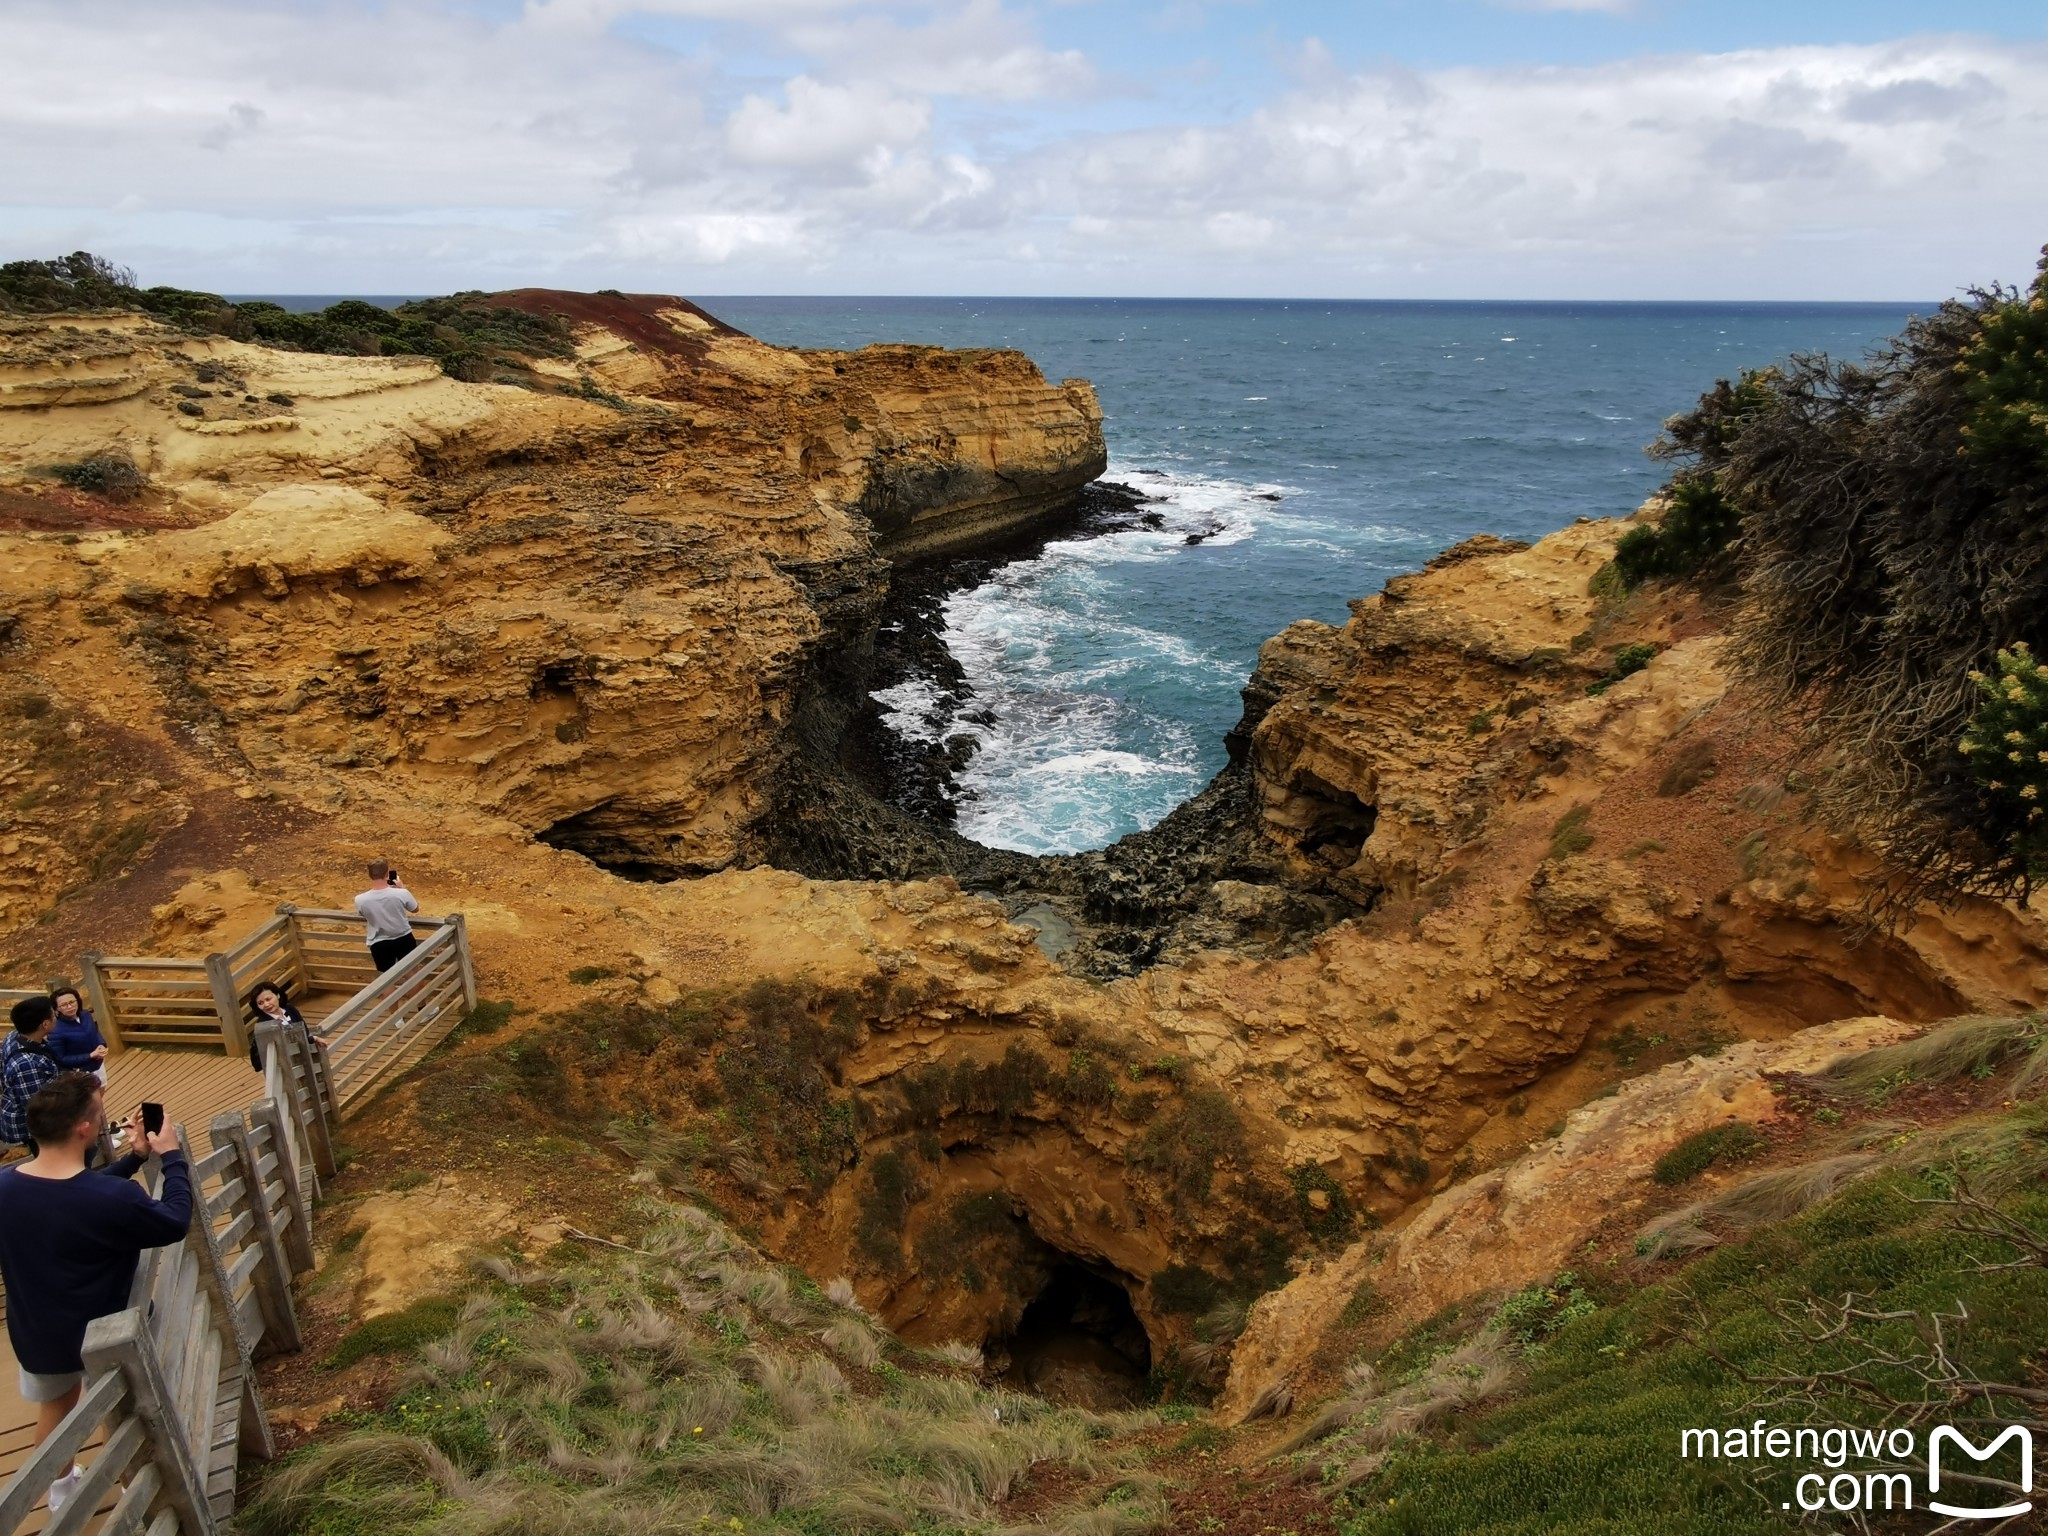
<box><xmin>47</xmin><ymin>987</ymin><xmax>108</xmax><ymax>1080</ymax></box>
<box><xmin>246</xmin><ymin>981</ymin><xmax>327</xmax><ymax>1071</ymax></box>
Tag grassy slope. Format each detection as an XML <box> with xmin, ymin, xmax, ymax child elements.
<box><xmin>244</xmin><ymin>1200</ymin><xmax>1165</xmax><ymax>1536</ymax></box>
<box><xmin>1326</xmin><ymin>1108</ymin><xmax>2048</xmax><ymax>1535</ymax></box>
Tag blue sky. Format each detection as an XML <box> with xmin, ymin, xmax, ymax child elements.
<box><xmin>1</xmin><ymin>1</ymin><xmax>2043</xmax><ymax>299</ymax></box>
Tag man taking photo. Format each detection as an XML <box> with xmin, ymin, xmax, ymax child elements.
<box><xmin>353</xmin><ymin>858</ymin><xmax>420</xmax><ymax>973</ymax></box>
<box><xmin>0</xmin><ymin>1073</ymin><xmax>190</xmax><ymax>1516</ymax></box>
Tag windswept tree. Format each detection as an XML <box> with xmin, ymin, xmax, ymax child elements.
<box><xmin>1655</xmin><ymin>245</ymin><xmax>2048</xmax><ymax>911</ymax></box>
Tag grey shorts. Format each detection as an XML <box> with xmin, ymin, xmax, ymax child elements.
<box><xmin>18</xmin><ymin>1366</ymin><xmax>84</xmax><ymax>1402</ymax></box>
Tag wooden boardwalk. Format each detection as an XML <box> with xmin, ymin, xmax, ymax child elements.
<box><xmin>0</xmin><ymin>915</ymin><xmax>475</xmax><ymax>1536</ymax></box>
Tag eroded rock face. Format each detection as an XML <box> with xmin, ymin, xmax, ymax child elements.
<box><xmin>0</xmin><ymin>296</ymin><xmax>1104</xmax><ymax>880</ymax></box>
<box><xmin>5</xmin><ymin>298</ymin><xmax>2046</xmax><ymax>1406</ymax></box>
<box><xmin>1212</xmin><ymin>1013</ymin><xmax>1918</xmax><ymax>1423</ymax></box>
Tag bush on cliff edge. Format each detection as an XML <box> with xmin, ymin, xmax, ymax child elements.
<box><xmin>1660</xmin><ymin>243</ymin><xmax>2048</xmax><ymax>910</ymax></box>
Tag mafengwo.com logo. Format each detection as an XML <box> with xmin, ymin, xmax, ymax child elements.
<box><xmin>1680</xmin><ymin>1419</ymin><xmax>2033</xmax><ymax>1519</ymax></box>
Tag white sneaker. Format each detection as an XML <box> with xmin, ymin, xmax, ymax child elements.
<box><xmin>47</xmin><ymin>1465</ymin><xmax>83</xmax><ymax>1516</ymax></box>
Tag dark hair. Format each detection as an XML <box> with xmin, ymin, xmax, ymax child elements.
<box><xmin>9</xmin><ymin>996</ymin><xmax>54</xmax><ymax>1033</ymax></box>
<box><xmin>368</xmin><ymin>858</ymin><xmax>390</xmax><ymax>880</ymax></box>
<box><xmin>24</xmin><ymin>1071</ymin><xmax>100</xmax><ymax>1145</ymax></box>
<box><xmin>248</xmin><ymin>979</ymin><xmax>291</xmax><ymax>1013</ymax></box>
<box><xmin>49</xmin><ymin>985</ymin><xmax>84</xmax><ymax>1014</ymax></box>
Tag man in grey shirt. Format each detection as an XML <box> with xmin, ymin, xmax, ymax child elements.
<box><xmin>354</xmin><ymin>859</ymin><xmax>420</xmax><ymax>971</ymax></box>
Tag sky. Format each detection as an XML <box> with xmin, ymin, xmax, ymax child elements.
<box><xmin>1</xmin><ymin>0</ymin><xmax>2043</xmax><ymax>300</ymax></box>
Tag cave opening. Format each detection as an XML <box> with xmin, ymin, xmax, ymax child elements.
<box><xmin>994</xmin><ymin>1262</ymin><xmax>1151</xmax><ymax>1410</ymax></box>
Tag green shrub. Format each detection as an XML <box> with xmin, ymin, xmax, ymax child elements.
<box><xmin>912</xmin><ymin>1189</ymin><xmax>1017</xmax><ymax>1290</ymax></box>
<box><xmin>1492</xmin><ymin>1269</ymin><xmax>1598</xmax><ymax>1348</ymax></box>
<box><xmin>1149</xmin><ymin>1263</ymin><xmax>1226</xmax><ymax>1315</ymax></box>
<box><xmin>1331</xmin><ymin>1142</ymin><xmax>2048</xmax><ymax>1534</ymax></box>
<box><xmin>1339</xmin><ymin>1275</ymin><xmax>1384</xmax><ymax>1327</ymax></box>
<box><xmin>1651</xmin><ymin>1122</ymin><xmax>1766</xmax><ymax>1186</ymax></box>
<box><xmin>0</xmin><ymin>251</ymin><xmax>580</xmax><ymax>381</ymax></box>
<box><xmin>1610</xmin><ymin>472</ymin><xmax>1744</xmax><ymax>588</ymax></box>
<box><xmin>855</xmin><ymin>1148</ymin><xmax>921</xmax><ymax>1270</ymax></box>
<box><xmin>322</xmin><ymin>1296</ymin><xmax>462</xmax><ymax>1369</ymax></box>
<box><xmin>1545</xmin><ymin>804</ymin><xmax>1594</xmax><ymax>861</ymax></box>
<box><xmin>1289</xmin><ymin>1163</ymin><xmax>1356</xmax><ymax>1242</ymax></box>
<box><xmin>1129</xmin><ymin>1089</ymin><xmax>1247</xmax><ymax>1205</ymax></box>
<box><xmin>1960</xmin><ymin>643</ymin><xmax>2048</xmax><ymax>877</ymax></box>
<box><xmin>1060</xmin><ymin>1049</ymin><xmax>1119</xmax><ymax>1107</ymax></box>
<box><xmin>453</xmin><ymin>998</ymin><xmax>513</xmax><ymax>1038</ymax></box>
<box><xmin>1586</xmin><ymin>641</ymin><xmax>1658</xmax><ymax>696</ymax></box>
<box><xmin>1693</xmin><ymin>246</ymin><xmax>2048</xmax><ymax>910</ymax></box>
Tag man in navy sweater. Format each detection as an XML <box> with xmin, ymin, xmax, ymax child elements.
<box><xmin>0</xmin><ymin>1072</ymin><xmax>190</xmax><ymax>1517</ymax></box>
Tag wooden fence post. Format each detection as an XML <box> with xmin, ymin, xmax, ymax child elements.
<box><xmin>250</xmin><ymin>1097</ymin><xmax>316</xmax><ymax>1275</ymax></box>
<box><xmin>210</xmin><ymin>1112</ymin><xmax>302</xmax><ymax>1354</ymax></box>
<box><xmin>276</xmin><ymin>903</ymin><xmax>314</xmax><ymax>1001</ymax></box>
<box><xmin>183</xmin><ymin>1126</ymin><xmax>278</xmax><ymax>1468</ymax></box>
<box><xmin>204</xmin><ymin>952</ymin><xmax>248</xmax><ymax>1062</ymax></box>
<box><xmin>271</xmin><ymin>1020</ymin><xmax>336</xmax><ymax>1179</ymax></box>
<box><xmin>449</xmin><ymin>912</ymin><xmax>478</xmax><ymax>1013</ymax></box>
<box><xmin>79</xmin><ymin>951</ymin><xmax>123</xmax><ymax>1056</ymax></box>
<box><xmin>80</xmin><ymin>1308</ymin><xmax>219</xmax><ymax>1536</ymax></box>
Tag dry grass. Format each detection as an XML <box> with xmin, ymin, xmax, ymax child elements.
<box><xmin>244</xmin><ymin>1199</ymin><xmax>1164</xmax><ymax>1536</ymax></box>
<box><xmin>1636</xmin><ymin>1154</ymin><xmax>1881</xmax><ymax>1260</ymax></box>
<box><xmin>1804</xmin><ymin>1013</ymin><xmax>2044</xmax><ymax>1103</ymax></box>
<box><xmin>1274</xmin><ymin>1334</ymin><xmax>1516</xmax><ymax>1489</ymax></box>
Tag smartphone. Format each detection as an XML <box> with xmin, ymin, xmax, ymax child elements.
<box><xmin>141</xmin><ymin>1102</ymin><xmax>164</xmax><ymax>1136</ymax></box>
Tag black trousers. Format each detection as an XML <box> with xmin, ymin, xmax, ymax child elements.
<box><xmin>369</xmin><ymin>933</ymin><xmax>419</xmax><ymax>972</ymax></box>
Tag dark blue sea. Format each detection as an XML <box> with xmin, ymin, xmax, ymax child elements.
<box><xmin>696</xmin><ymin>297</ymin><xmax>1921</xmax><ymax>855</ymax></box>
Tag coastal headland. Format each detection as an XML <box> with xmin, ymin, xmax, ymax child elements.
<box><xmin>2</xmin><ymin>284</ymin><xmax>2043</xmax><ymax>1444</ymax></box>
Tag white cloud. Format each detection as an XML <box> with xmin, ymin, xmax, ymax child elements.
<box><xmin>0</xmin><ymin>3</ymin><xmax>2038</xmax><ymax>299</ymax></box>
<box><xmin>784</xmin><ymin>0</ymin><xmax>1096</xmax><ymax>101</ymax></box>
<box><xmin>726</xmin><ymin>77</ymin><xmax>929</xmax><ymax>170</ymax></box>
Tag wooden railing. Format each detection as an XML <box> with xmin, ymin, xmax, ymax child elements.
<box><xmin>76</xmin><ymin>908</ymin><xmax>460</xmax><ymax>1059</ymax></box>
<box><xmin>317</xmin><ymin>917</ymin><xmax>475</xmax><ymax>1112</ymax></box>
<box><xmin>1</xmin><ymin>915</ymin><xmax>478</xmax><ymax>1536</ymax></box>
<box><xmin>0</xmin><ymin>1051</ymin><xmax>317</xmax><ymax>1536</ymax></box>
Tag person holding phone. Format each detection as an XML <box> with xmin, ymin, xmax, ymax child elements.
<box><xmin>0</xmin><ymin>1072</ymin><xmax>190</xmax><ymax>1517</ymax></box>
<box><xmin>353</xmin><ymin>858</ymin><xmax>420</xmax><ymax>973</ymax></box>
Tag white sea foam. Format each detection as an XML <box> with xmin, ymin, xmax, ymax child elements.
<box><xmin>866</xmin><ymin>462</ymin><xmax>1371</xmax><ymax>854</ymax></box>
<box><xmin>870</xmin><ymin>677</ymin><xmax>949</xmax><ymax>744</ymax></box>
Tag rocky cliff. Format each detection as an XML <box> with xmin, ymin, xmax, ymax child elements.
<box><xmin>0</xmin><ymin>295</ymin><xmax>1103</xmax><ymax>897</ymax></box>
<box><xmin>3</xmin><ymin>290</ymin><xmax>2044</xmax><ymax>1416</ymax></box>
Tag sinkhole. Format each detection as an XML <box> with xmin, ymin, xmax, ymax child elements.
<box><xmin>994</xmin><ymin>1263</ymin><xmax>1151</xmax><ymax>1410</ymax></box>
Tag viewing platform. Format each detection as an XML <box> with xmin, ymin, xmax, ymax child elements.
<box><xmin>0</xmin><ymin>907</ymin><xmax>478</xmax><ymax>1536</ymax></box>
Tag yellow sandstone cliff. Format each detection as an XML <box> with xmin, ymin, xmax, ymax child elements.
<box><xmin>2</xmin><ymin>293</ymin><xmax>2042</xmax><ymax>1400</ymax></box>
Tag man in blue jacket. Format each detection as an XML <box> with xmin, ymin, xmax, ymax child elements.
<box><xmin>0</xmin><ymin>1072</ymin><xmax>190</xmax><ymax>1517</ymax></box>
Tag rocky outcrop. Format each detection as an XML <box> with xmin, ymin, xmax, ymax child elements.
<box><xmin>6</xmin><ymin>292</ymin><xmax>2047</xmax><ymax>1410</ymax></box>
<box><xmin>0</xmin><ymin>295</ymin><xmax>1105</xmax><ymax>881</ymax></box>
<box><xmin>1213</xmin><ymin>1012</ymin><xmax>1917</xmax><ymax>1422</ymax></box>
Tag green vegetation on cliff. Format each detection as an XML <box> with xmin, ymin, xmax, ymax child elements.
<box><xmin>1297</xmin><ymin>1020</ymin><xmax>2048</xmax><ymax>1534</ymax></box>
<box><xmin>1646</xmin><ymin>244</ymin><xmax>2048</xmax><ymax>907</ymax></box>
<box><xmin>0</xmin><ymin>249</ymin><xmax>576</xmax><ymax>382</ymax></box>
<box><xmin>248</xmin><ymin>1200</ymin><xmax>1164</xmax><ymax>1536</ymax></box>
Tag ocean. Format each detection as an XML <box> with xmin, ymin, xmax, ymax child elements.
<box><xmin>699</xmin><ymin>297</ymin><xmax>1922</xmax><ymax>856</ymax></box>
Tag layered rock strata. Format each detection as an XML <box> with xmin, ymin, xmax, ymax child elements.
<box><xmin>5</xmin><ymin>292</ymin><xmax>2046</xmax><ymax>1396</ymax></box>
<box><xmin>0</xmin><ymin>296</ymin><xmax>1103</xmax><ymax>883</ymax></box>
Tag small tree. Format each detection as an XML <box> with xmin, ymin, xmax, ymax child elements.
<box><xmin>1959</xmin><ymin>644</ymin><xmax>2048</xmax><ymax>886</ymax></box>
